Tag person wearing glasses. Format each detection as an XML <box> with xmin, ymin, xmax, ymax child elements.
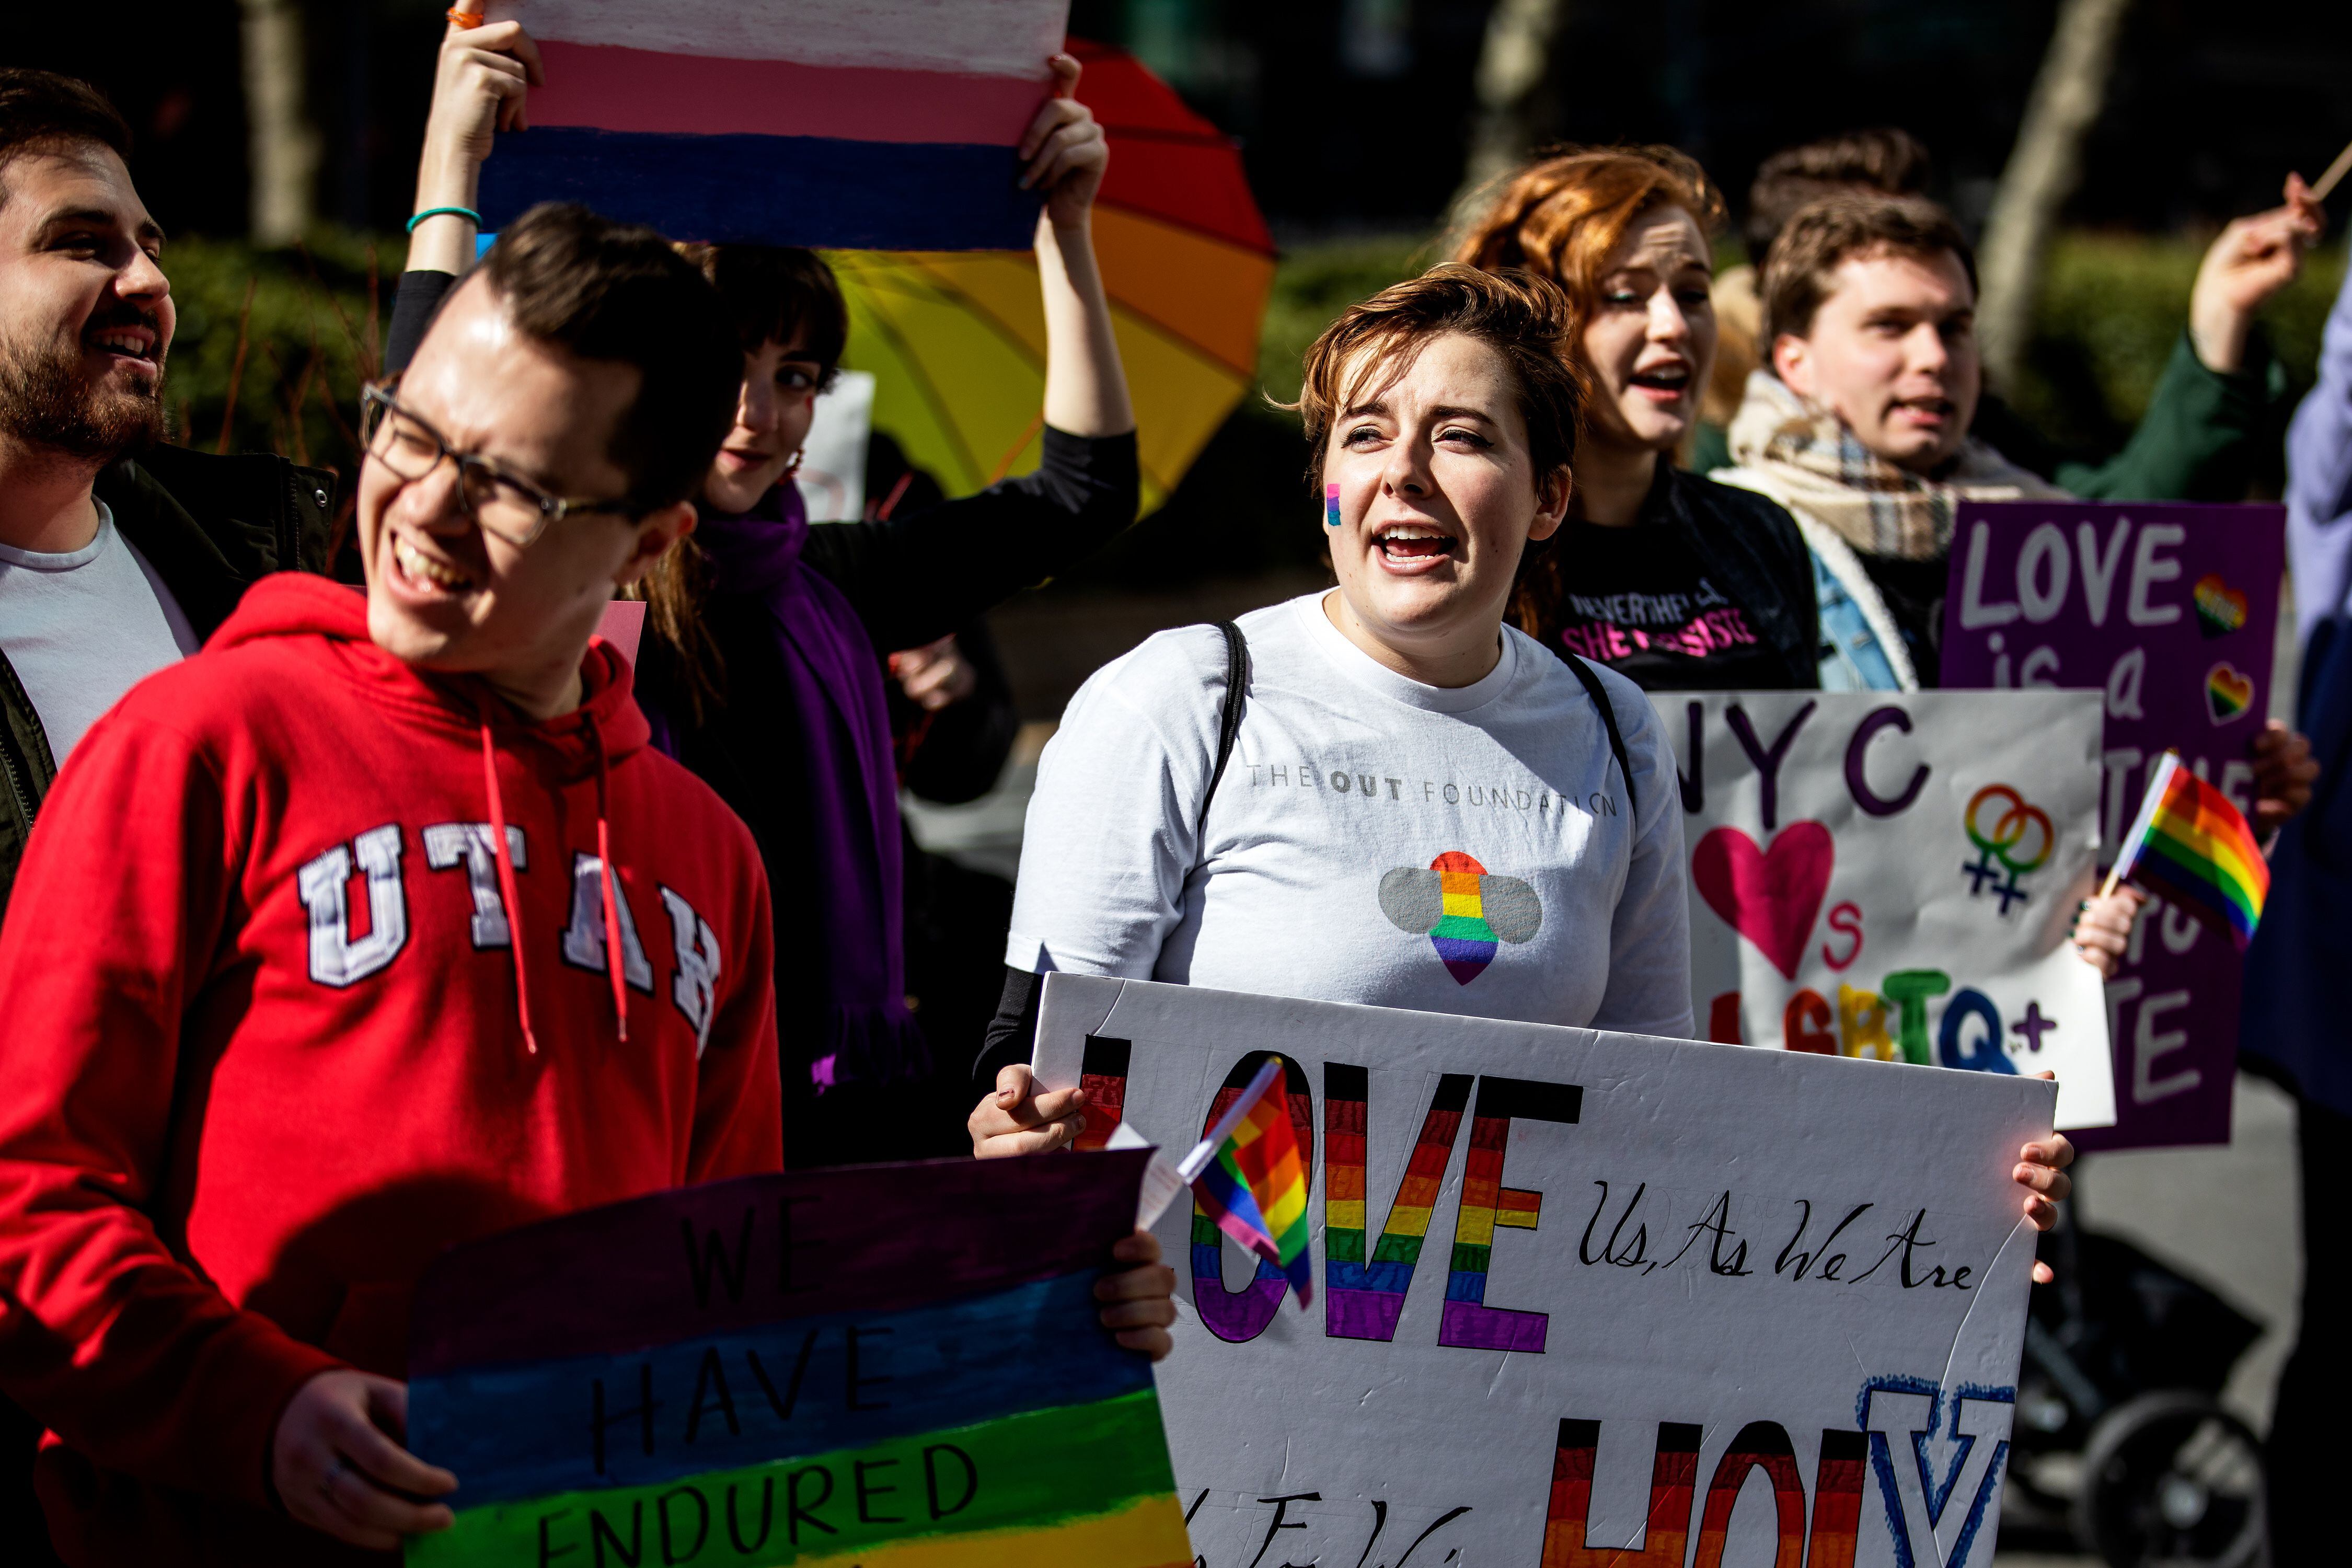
<box><xmin>0</xmin><ymin>200</ymin><xmax>1183</xmax><ymax>1562</ymax></box>
<box><xmin>0</xmin><ymin>204</ymin><xmax>758</xmax><ymax>1558</ymax></box>
<box><xmin>393</xmin><ymin>19</ymin><xmax>1138</xmax><ymax>1165</ymax></box>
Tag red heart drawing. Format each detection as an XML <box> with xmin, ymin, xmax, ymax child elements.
<box><xmin>1691</xmin><ymin>822</ymin><xmax>1835</xmax><ymax>981</ymax></box>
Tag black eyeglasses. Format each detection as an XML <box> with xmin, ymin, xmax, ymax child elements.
<box><xmin>359</xmin><ymin>380</ymin><xmax>639</xmax><ymax>547</ymax></box>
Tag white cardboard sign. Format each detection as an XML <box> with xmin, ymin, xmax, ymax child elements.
<box><xmin>1661</xmin><ymin>689</ymin><xmax>2116</xmax><ymax>1129</ymax></box>
<box><xmin>1036</xmin><ymin>974</ymin><xmax>2054</xmax><ymax>1568</ymax></box>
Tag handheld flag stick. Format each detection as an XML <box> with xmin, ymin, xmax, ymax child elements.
<box><xmin>2100</xmin><ymin>750</ymin><xmax>2271</xmax><ymax>950</ymax></box>
<box><xmin>2313</xmin><ymin>136</ymin><xmax>2352</xmax><ymax>204</ymax></box>
<box><xmin>2098</xmin><ymin>751</ymin><xmax>2178</xmax><ymax>902</ymax></box>
<box><xmin>1175</xmin><ymin>1057</ymin><xmax>1313</xmax><ymax>1308</ymax></box>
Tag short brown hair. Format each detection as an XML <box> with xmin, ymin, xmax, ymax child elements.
<box><xmin>675</xmin><ymin>243</ymin><xmax>849</xmax><ymax>390</ymax></box>
<box><xmin>478</xmin><ymin>203</ymin><xmax>741</xmax><ymax>513</ymax></box>
<box><xmin>0</xmin><ymin>70</ymin><xmax>133</xmax><ymax>204</ymax></box>
<box><xmin>1744</xmin><ymin>128</ymin><xmax>1930</xmax><ymax>261</ymax></box>
<box><xmin>1452</xmin><ymin>146</ymin><xmax>1725</xmax><ymax>333</ymax></box>
<box><xmin>1760</xmin><ymin>193</ymin><xmax>1975</xmax><ymax>348</ymax></box>
<box><xmin>1289</xmin><ymin>263</ymin><xmax>1585</xmax><ymax>492</ymax></box>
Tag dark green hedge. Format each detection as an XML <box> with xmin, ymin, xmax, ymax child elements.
<box><xmin>149</xmin><ymin>226</ymin><xmax>2348</xmax><ymax>570</ymax></box>
<box><xmin>2011</xmin><ymin>233</ymin><xmax>2346</xmax><ymax>462</ymax></box>
<box><xmin>153</xmin><ymin>228</ymin><xmax>389</xmax><ymax>485</ymax></box>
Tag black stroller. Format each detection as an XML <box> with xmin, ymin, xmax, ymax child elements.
<box><xmin>2002</xmin><ymin>1212</ymin><xmax>2268</xmax><ymax>1566</ymax></box>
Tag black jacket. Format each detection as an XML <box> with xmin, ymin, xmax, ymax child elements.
<box><xmin>0</xmin><ymin>445</ymin><xmax>336</xmax><ymax>916</ymax></box>
<box><xmin>1658</xmin><ymin>466</ymin><xmax>1820</xmax><ymax>689</ymax></box>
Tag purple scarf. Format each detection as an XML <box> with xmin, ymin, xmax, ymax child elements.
<box><xmin>643</xmin><ymin>482</ymin><xmax>925</xmax><ymax>1091</ymax></box>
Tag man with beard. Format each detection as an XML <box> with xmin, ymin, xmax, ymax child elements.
<box><xmin>0</xmin><ymin>70</ymin><xmax>332</xmax><ymax>1566</ymax></box>
<box><xmin>0</xmin><ymin>71</ymin><xmax>333</xmax><ymax>916</ymax></box>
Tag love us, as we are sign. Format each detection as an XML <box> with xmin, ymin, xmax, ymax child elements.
<box><xmin>1664</xmin><ymin>689</ymin><xmax>2117</xmax><ymax>1130</ymax></box>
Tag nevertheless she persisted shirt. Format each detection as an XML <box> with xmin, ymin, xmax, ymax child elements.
<box><xmin>1540</xmin><ymin>518</ymin><xmax>1786</xmax><ymax>690</ymax></box>
<box><xmin>1005</xmin><ymin>593</ymin><xmax>1693</xmax><ymax>1036</ymax></box>
<box><xmin>1517</xmin><ymin>465</ymin><xmax>1821</xmax><ymax>692</ymax></box>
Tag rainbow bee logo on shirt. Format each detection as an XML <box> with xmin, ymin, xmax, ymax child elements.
<box><xmin>1378</xmin><ymin>850</ymin><xmax>1543</xmax><ymax>984</ymax></box>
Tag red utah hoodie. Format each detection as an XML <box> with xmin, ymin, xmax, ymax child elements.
<box><xmin>0</xmin><ymin>574</ymin><xmax>782</xmax><ymax>1564</ymax></box>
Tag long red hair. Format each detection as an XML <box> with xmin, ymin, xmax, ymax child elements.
<box><xmin>1453</xmin><ymin>148</ymin><xmax>1727</xmax><ymax>643</ymax></box>
<box><xmin>1451</xmin><ymin>145</ymin><xmax>1726</xmax><ymax>334</ymax></box>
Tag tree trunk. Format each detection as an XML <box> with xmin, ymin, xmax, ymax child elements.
<box><xmin>1447</xmin><ymin>0</ymin><xmax>1570</xmax><ymax>232</ymax></box>
<box><xmin>1975</xmin><ymin>0</ymin><xmax>2135</xmax><ymax>388</ymax></box>
<box><xmin>240</xmin><ymin>0</ymin><xmax>319</xmax><ymax>247</ymax></box>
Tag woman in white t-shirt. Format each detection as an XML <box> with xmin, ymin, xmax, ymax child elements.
<box><xmin>975</xmin><ymin>264</ymin><xmax>1674</xmax><ymax>1080</ymax></box>
<box><xmin>987</xmin><ymin>266</ymin><xmax>1688</xmax><ymax>1046</ymax></box>
<box><xmin>969</xmin><ymin>264</ymin><xmax>2075</xmax><ymax>1260</ymax></box>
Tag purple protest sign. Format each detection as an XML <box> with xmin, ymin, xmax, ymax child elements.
<box><xmin>1940</xmin><ymin>500</ymin><xmax>2285</xmax><ymax>1150</ymax></box>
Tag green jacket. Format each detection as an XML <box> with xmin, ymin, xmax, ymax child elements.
<box><xmin>1965</xmin><ymin>328</ymin><xmax>2288</xmax><ymax>501</ymax></box>
<box><xmin>0</xmin><ymin>444</ymin><xmax>336</xmax><ymax>917</ymax></box>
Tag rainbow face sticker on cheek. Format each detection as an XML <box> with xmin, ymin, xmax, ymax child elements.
<box><xmin>1325</xmin><ymin>483</ymin><xmax>1342</xmax><ymax>528</ymax></box>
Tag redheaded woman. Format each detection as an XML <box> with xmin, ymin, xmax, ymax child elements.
<box><xmin>1455</xmin><ymin>147</ymin><xmax>1822</xmax><ymax>691</ymax></box>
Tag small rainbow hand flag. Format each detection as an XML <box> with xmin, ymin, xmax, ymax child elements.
<box><xmin>1178</xmin><ymin>1058</ymin><xmax>1313</xmax><ymax>1309</ymax></box>
<box><xmin>2108</xmin><ymin>751</ymin><xmax>2269</xmax><ymax>950</ymax></box>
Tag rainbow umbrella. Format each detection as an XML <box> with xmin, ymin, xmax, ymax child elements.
<box><xmin>825</xmin><ymin>39</ymin><xmax>1275</xmax><ymax>514</ymax></box>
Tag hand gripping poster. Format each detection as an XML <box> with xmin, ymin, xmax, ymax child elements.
<box><xmin>1663</xmin><ymin>688</ymin><xmax>2116</xmax><ymax>1130</ymax></box>
<box><xmin>402</xmin><ymin>1157</ymin><xmax>1193</xmax><ymax>1566</ymax></box>
<box><xmin>1939</xmin><ymin>500</ymin><xmax>2287</xmax><ymax>1149</ymax></box>
<box><xmin>1035</xmin><ymin>974</ymin><xmax>2056</xmax><ymax>1568</ymax></box>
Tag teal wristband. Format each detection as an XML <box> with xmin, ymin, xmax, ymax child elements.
<box><xmin>407</xmin><ymin>206</ymin><xmax>482</xmax><ymax>234</ymax></box>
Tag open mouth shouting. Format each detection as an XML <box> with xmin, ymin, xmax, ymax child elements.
<box><xmin>1627</xmin><ymin>360</ymin><xmax>1691</xmax><ymax>402</ymax></box>
<box><xmin>389</xmin><ymin>534</ymin><xmax>478</xmax><ymax>599</ymax></box>
<box><xmin>83</xmin><ymin>307</ymin><xmax>162</xmax><ymax>373</ymax></box>
<box><xmin>1369</xmin><ymin>521</ymin><xmax>1459</xmax><ymax>572</ymax></box>
<box><xmin>714</xmin><ymin>443</ymin><xmax>776</xmax><ymax>476</ymax></box>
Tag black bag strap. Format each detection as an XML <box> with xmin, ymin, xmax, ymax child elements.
<box><xmin>1560</xmin><ymin>653</ymin><xmax>1638</xmax><ymax>822</ymax></box>
<box><xmin>1196</xmin><ymin>620</ymin><xmax>1250</xmax><ymax>850</ymax></box>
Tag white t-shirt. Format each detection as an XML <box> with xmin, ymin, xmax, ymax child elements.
<box><xmin>0</xmin><ymin>501</ymin><xmax>200</xmax><ymax>766</ymax></box>
<box><xmin>1006</xmin><ymin>592</ymin><xmax>1694</xmax><ymax>1037</ymax></box>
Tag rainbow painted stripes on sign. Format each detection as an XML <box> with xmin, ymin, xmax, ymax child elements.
<box><xmin>404</xmin><ymin>1157</ymin><xmax>1192</xmax><ymax>1568</ymax></box>
<box><xmin>1541</xmin><ymin>1421</ymin><xmax>1864</xmax><ymax>1568</ymax></box>
<box><xmin>1324</xmin><ymin>1068</ymin><xmax>1465</xmax><ymax>1340</ymax></box>
<box><xmin>1180</xmin><ymin>1057</ymin><xmax>1313</xmax><ymax>1308</ymax></box>
<box><xmin>1321</xmin><ymin>1067</ymin><xmax>1581</xmax><ymax>1349</ymax></box>
<box><xmin>2112</xmin><ymin>750</ymin><xmax>2270</xmax><ymax>950</ymax></box>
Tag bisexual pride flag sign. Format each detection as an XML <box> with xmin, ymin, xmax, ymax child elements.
<box><xmin>477</xmin><ymin>0</ymin><xmax>1070</xmax><ymax>249</ymax></box>
<box><xmin>406</xmin><ymin>1154</ymin><xmax>1192</xmax><ymax>1566</ymax></box>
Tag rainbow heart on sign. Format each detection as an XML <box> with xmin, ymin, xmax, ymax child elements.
<box><xmin>2207</xmin><ymin>662</ymin><xmax>2255</xmax><ymax>724</ymax></box>
<box><xmin>2193</xmin><ymin>574</ymin><xmax>2249</xmax><ymax>638</ymax></box>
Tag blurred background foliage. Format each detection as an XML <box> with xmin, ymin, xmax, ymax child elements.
<box><xmin>157</xmin><ymin>228</ymin><xmax>386</xmax><ymax>486</ymax></box>
<box><xmin>156</xmin><ymin>225</ymin><xmax>2346</xmax><ymax>583</ymax></box>
<box><xmin>1073</xmin><ymin>229</ymin><xmax>2351</xmax><ymax>590</ymax></box>
<box><xmin>1248</xmin><ymin>234</ymin><xmax>2352</xmax><ymax>448</ymax></box>
<box><xmin>2013</xmin><ymin>235</ymin><xmax>2347</xmax><ymax>454</ymax></box>
<box><xmin>21</xmin><ymin>0</ymin><xmax>2345</xmax><ymax>588</ymax></box>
